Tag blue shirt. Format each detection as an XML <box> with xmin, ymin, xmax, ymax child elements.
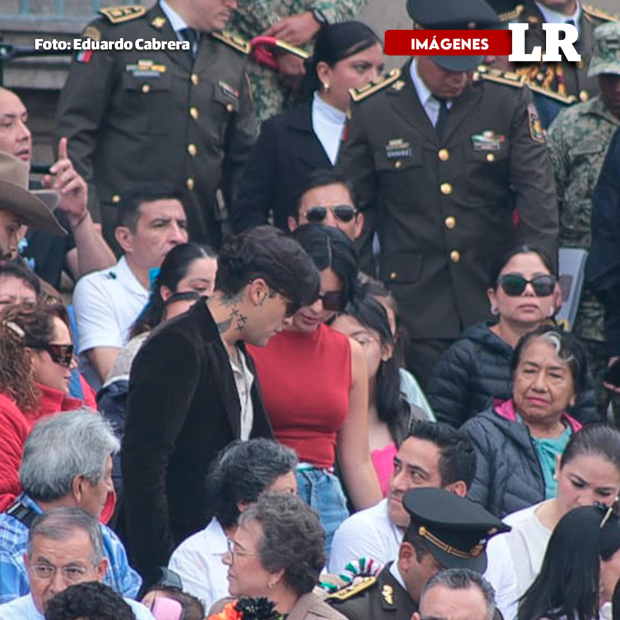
<box><xmin>0</xmin><ymin>494</ymin><xmax>141</xmax><ymax>604</ymax></box>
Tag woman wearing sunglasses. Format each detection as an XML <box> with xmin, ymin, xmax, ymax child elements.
<box><xmin>0</xmin><ymin>303</ymin><xmax>87</xmax><ymax>512</ymax></box>
<box><xmin>230</xmin><ymin>22</ymin><xmax>384</xmax><ymax>233</ymax></box>
<box><xmin>248</xmin><ymin>225</ymin><xmax>381</xmax><ymax>551</ymax></box>
<box><xmin>428</xmin><ymin>244</ymin><xmax>598</xmax><ymax>427</ymax></box>
<box><xmin>462</xmin><ymin>325</ymin><xmax>587</xmax><ymax>518</ymax></box>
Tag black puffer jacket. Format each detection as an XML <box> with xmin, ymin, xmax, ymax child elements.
<box><xmin>427</xmin><ymin>322</ymin><xmax>600</xmax><ymax>427</ymax></box>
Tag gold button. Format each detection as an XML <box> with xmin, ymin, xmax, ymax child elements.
<box><xmin>438</xmin><ymin>149</ymin><xmax>450</xmax><ymax>162</ymax></box>
<box><xmin>445</xmin><ymin>216</ymin><xmax>456</xmax><ymax>230</ymax></box>
<box><xmin>191</xmin><ymin>73</ymin><xmax>199</xmax><ymax>85</ymax></box>
<box><xmin>450</xmin><ymin>250</ymin><xmax>460</xmax><ymax>263</ymax></box>
<box><xmin>440</xmin><ymin>182</ymin><xmax>453</xmax><ymax>195</ymax></box>
<box><xmin>486</xmin><ymin>153</ymin><xmax>495</xmax><ymax>162</ymax></box>
<box><xmin>142</xmin><ymin>83</ymin><xmax>151</xmax><ymax>94</ymax></box>
<box><xmin>579</xmin><ymin>90</ymin><xmax>589</xmax><ymax>102</ymax></box>
<box><xmin>189</xmin><ymin>106</ymin><xmax>199</xmax><ymax>120</ymax></box>
<box><xmin>226</xmin><ymin>102</ymin><xmax>235</xmax><ymax>112</ymax></box>
<box><xmin>186</xmin><ymin>177</ymin><xmax>195</xmax><ymax>191</ymax></box>
<box><xmin>111</xmin><ymin>194</ymin><xmax>121</xmax><ymax>204</ymax></box>
<box><xmin>389</xmin><ymin>271</ymin><xmax>397</xmax><ymax>280</ymax></box>
<box><xmin>187</xmin><ymin>143</ymin><xmax>197</xmax><ymax>157</ymax></box>
<box><xmin>394</xmin><ymin>160</ymin><xmax>402</xmax><ymax>169</ymax></box>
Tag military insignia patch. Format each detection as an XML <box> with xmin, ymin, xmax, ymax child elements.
<box><xmin>76</xmin><ymin>49</ymin><xmax>94</xmax><ymax>63</ymax></box>
<box><xmin>151</xmin><ymin>16</ymin><xmax>167</xmax><ymax>29</ymax></box>
<box><xmin>392</xmin><ymin>80</ymin><xmax>406</xmax><ymax>91</ymax></box>
<box><xmin>527</xmin><ymin>104</ymin><xmax>546</xmax><ymax>143</ymax></box>
<box><xmin>126</xmin><ymin>60</ymin><xmax>167</xmax><ymax>78</ymax></box>
<box><xmin>99</xmin><ymin>5</ymin><xmax>146</xmax><ymax>24</ymax></box>
<box><xmin>471</xmin><ymin>130</ymin><xmax>505</xmax><ymax>151</ymax></box>
<box><xmin>82</xmin><ymin>26</ymin><xmax>101</xmax><ymax>42</ymax></box>
<box><xmin>219</xmin><ymin>80</ymin><xmax>240</xmax><ymax>100</ymax></box>
<box><xmin>385</xmin><ymin>139</ymin><xmax>412</xmax><ymax>159</ymax></box>
<box><xmin>381</xmin><ymin>585</ymin><xmax>394</xmax><ymax>606</ymax></box>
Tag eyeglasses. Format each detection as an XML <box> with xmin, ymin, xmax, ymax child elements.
<box><xmin>226</xmin><ymin>538</ymin><xmax>259</xmax><ymax>561</ymax></box>
<box><xmin>32</xmin><ymin>343</ymin><xmax>74</xmax><ymax>367</ymax></box>
<box><xmin>302</xmin><ymin>205</ymin><xmax>358</xmax><ymax>224</ymax></box>
<box><xmin>30</xmin><ymin>563</ymin><xmax>91</xmax><ymax>582</ymax></box>
<box><xmin>316</xmin><ymin>291</ymin><xmax>344</xmax><ymax>312</ymax></box>
<box><xmin>497</xmin><ymin>274</ymin><xmax>556</xmax><ymax>297</ymax></box>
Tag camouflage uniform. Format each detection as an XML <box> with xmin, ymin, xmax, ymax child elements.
<box><xmin>229</xmin><ymin>0</ymin><xmax>368</xmax><ymax>124</ymax></box>
<box><xmin>547</xmin><ymin>21</ymin><xmax>620</xmax><ymax>407</ymax></box>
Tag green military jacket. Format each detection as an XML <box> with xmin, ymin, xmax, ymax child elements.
<box><xmin>55</xmin><ymin>3</ymin><xmax>256</xmax><ymax>248</ymax></box>
<box><xmin>547</xmin><ymin>96</ymin><xmax>620</xmax><ymax>341</ymax></box>
<box><xmin>338</xmin><ymin>63</ymin><xmax>558</xmax><ymax>341</ymax></box>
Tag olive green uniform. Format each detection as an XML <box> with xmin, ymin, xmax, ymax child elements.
<box><xmin>55</xmin><ymin>4</ymin><xmax>256</xmax><ymax>249</ymax></box>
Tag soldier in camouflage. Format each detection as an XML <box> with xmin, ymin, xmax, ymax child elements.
<box><xmin>547</xmin><ymin>20</ymin><xmax>620</xmax><ymax>407</ymax></box>
<box><xmin>228</xmin><ymin>0</ymin><xmax>368</xmax><ymax>124</ymax></box>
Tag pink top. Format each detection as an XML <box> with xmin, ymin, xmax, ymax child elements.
<box><xmin>371</xmin><ymin>442</ymin><xmax>398</xmax><ymax>497</ymax></box>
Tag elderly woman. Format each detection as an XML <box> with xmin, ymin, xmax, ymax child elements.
<box><xmin>169</xmin><ymin>439</ymin><xmax>298</xmax><ymax>610</ymax></box>
<box><xmin>462</xmin><ymin>325</ymin><xmax>587</xmax><ymax>518</ymax></box>
<box><xmin>221</xmin><ymin>492</ymin><xmax>346</xmax><ymax>620</ymax></box>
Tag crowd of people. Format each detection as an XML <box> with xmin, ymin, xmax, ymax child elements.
<box><xmin>1</xmin><ymin>0</ymin><xmax>620</xmax><ymax>616</ymax></box>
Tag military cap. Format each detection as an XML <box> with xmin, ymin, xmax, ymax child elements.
<box><xmin>588</xmin><ymin>22</ymin><xmax>620</xmax><ymax>77</ymax></box>
<box><xmin>403</xmin><ymin>488</ymin><xmax>510</xmax><ymax>573</ymax></box>
<box><xmin>406</xmin><ymin>0</ymin><xmax>501</xmax><ymax>72</ymax></box>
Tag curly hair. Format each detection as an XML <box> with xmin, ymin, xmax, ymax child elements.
<box><xmin>238</xmin><ymin>492</ymin><xmax>326</xmax><ymax>596</ymax></box>
<box><xmin>0</xmin><ymin>303</ymin><xmax>71</xmax><ymax>411</ymax></box>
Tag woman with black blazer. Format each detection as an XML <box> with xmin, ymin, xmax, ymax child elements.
<box><xmin>230</xmin><ymin>22</ymin><xmax>384</xmax><ymax>233</ymax></box>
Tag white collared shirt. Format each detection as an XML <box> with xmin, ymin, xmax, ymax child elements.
<box><xmin>312</xmin><ymin>92</ymin><xmax>347</xmax><ymax>165</ymax></box>
<box><xmin>229</xmin><ymin>348</ymin><xmax>255</xmax><ymax>441</ymax></box>
<box><xmin>409</xmin><ymin>59</ymin><xmax>453</xmax><ymax>127</ymax></box>
<box><xmin>535</xmin><ymin>1</ymin><xmax>581</xmax><ymax>33</ymax></box>
<box><xmin>160</xmin><ymin>0</ymin><xmax>199</xmax><ymax>54</ymax></box>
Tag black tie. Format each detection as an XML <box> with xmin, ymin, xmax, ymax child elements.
<box><xmin>180</xmin><ymin>27</ymin><xmax>199</xmax><ymax>61</ymax></box>
<box><xmin>434</xmin><ymin>96</ymin><xmax>449</xmax><ymax>142</ymax></box>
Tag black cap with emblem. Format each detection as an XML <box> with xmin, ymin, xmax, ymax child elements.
<box><xmin>403</xmin><ymin>487</ymin><xmax>510</xmax><ymax>573</ymax></box>
<box><xmin>406</xmin><ymin>0</ymin><xmax>501</xmax><ymax>72</ymax></box>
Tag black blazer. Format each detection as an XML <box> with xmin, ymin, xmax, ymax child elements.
<box><xmin>230</xmin><ymin>102</ymin><xmax>332</xmax><ymax>233</ymax></box>
<box><xmin>121</xmin><ymin>300</ymin><xmax>273</xmax><ymax>581</ymax></box>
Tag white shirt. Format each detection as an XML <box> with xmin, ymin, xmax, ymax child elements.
<box><xmin>229</xmin><ymin>349</ymin><xmax>255</xmax><ymax>441</ymax></box>
<box><xmin>329</xmin><ymin>498</ymin><xmax>519</xmax><ymax>620</ymax></box>
<box><xmin>168</xmin><ymin>517</ymin><xmax>229</xmax><ymax>609</ymax></box>
<box><xmin>312</xmin><ymin>92</ymin><xmax>347</xmax><ymax>165</ymax></box>
<box><xmin>0</xmin><ymin>593</ymin><xmax>155</xmax><ymax>620</ymax></box>
<box><xmin>409</xmin><ymin>60</ymin><xmax>453</xmax><ymax>127</ymax></box>
<box><xmin>535</xmin><ymin>1</ymin><xmax>581</xmax><ymax>32</ymax></box>
<box><xmin>73</xmin><ymin>256</ymin><xmax>149</xmax><ymax>386</ymax></box>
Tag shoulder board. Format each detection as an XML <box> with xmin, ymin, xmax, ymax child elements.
<box><xmin>326</xmin><ymin>576</ymin><xmax>376</xmax><ymax>601</ymax></box>
<box><xmin>212</xmin><ymin>31</ymin><xmax>251</xmax><ymax>54</ymax></box>
<box><xmin>98</xmin><ymin>5</ymin><xmax>146</xmax><ymax>24</ymax></box>
<box><xmin>582</xmin><ymin>4</ymin><xmax>618</xmax><ymax>21</ymax></box>
<box><xmin>475</xmin><ymin>65</ymin><xmax>525</xmax><ymax>88</ymax></box>
<box><xmin>524</xmin><ymin>81</ymin><xmax>577</xmax><ymax>103</ymax></box>
<box><xmin>498</xmin><ymin>4</ymin><xmax>524</xmax><ymax>22</ymax></box>
<box><xmin>512</xmin><ymin>64</ymin><xmax>579</xmax><ymax>103</ymax></box>
<box><xmin>350</xmin><ymin>68</ymin><xmax>401</xmax><ymax>103</ymax></box>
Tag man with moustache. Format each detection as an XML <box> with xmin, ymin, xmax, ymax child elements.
<box><xmin>55</xmin><ymin>0</ymin><xmax>256</xmax><ymax>251</ymax></box>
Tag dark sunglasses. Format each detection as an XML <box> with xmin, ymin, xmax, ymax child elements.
<box><xmin>303</xmin><ymin>205</ymin><xmax>357</xmax><ymax>224</ymax></box>
<box><xmin>317</xmin><ymin>291</ymin><xmax>345</xmax><ymax>312</ymax></box>
<box><xmin>497</xmin><ymin>274</ymin><xmax>556</xmax><ymax>297</ymax></box>
<box><xmin>33</xmin><ymin>343</ymin><xmax>74</xmax><ymax>367</ymax></box>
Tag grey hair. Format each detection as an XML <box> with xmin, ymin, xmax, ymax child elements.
<box><xmin>421</xmin><ymin>569</ymin><xmax>496</xmax><ymax>620</ymax></box>
<box><xmin>27</xmin><ymin>507</ymin><xmax>104</xmax><ymax>564</ymax></box>
<box><xmin>20</xmin><ymin>409</ymin><xmax>119</xmax><ymax>503</ymax></box>
<box><xmin>238</xmin><ymin>492</ymin><xmax>326</xmax><ymax>595</ymax></box>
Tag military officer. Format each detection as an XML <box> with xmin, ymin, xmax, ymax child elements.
<box><xmin>337</xmin><ymin>0</ymin><xmax>558</xmax><ymax>388</ymax></box>
<box><xmin>547</xmin><ymin>21</ymin><xmax>620</xmax><ymax>406</ymax></box>
<box><xmin>55</xmin><ymin>0</ymin><xmax>256</xmax><ymax>251</ymax></box>
<box><xmin>504</xmin><ymin>0</ymin><xmax>617</xmax><ymax>126</ymax></box>
<box><xmin>326</xmin><ymin>488</ymin><xmax>509</xmax><ymax>620</ymax></box>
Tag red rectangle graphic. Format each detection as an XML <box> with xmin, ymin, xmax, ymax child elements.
<box><xmin>385</xmin><ymin>30</ymin><xmax>513</xmax><ymax>56</ymax></box>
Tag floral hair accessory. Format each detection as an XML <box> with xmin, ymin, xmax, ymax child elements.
<box><xmin>209</xmin><ymin>598</ymin><xmax>282</xmax><ymax>620</ymax></box>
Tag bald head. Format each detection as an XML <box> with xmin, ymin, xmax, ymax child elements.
<box><xmin>0</xmin><ymin>87</ymin><xmax>31</xmax><ymax>164</ymax></box>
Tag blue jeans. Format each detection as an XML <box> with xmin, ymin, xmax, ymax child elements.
<box><xmin>296</xmin><ymin>467</ymin><xmax>349</xmax><ymax>555</ymax></box>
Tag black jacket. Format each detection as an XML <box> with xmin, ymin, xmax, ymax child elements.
<box><xmin>230</xmin><ymin>102</ymin><xmax>331</xmax><ymax>233</ymax></box>
<box><xmin>428</xmin><ymin>322</ymin><xmax>600</xmax><ymax>427</ymax></box>
<box><xmin>121</xmin><ymin>300</ymin><xmax>273</xmax><ymax>582</ymax></box>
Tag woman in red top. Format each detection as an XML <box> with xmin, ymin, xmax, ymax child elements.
<box><xmin>0</xmin><ymin>303</ymin><xmax>86</xmax><ymax>511</ymax></box>
<box><xmin>249</xmin><ymin>225</ymin><xmax>381</xmax><ymax>550</ymax></box>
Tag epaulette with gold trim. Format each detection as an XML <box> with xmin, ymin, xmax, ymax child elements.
<box><xmin>513</xmin><ymin>64</ymin><xmax>578</xmax><ymax>103</ymax></box>
<box><xmin>212</xmin><ymin>31</ymin><xmax>251</xmax><ymax>54</ymax></box>
<box><xmin>475</xmin><ymin>65</ymin><xmax>526</xmax><ymax>88</ymax></box>
<box><xmin>326</xmin><ymin>576</ymin><xmax>377</xmax><ymax>601</ymax></box>
<box><xmin>98</xmin><ymin>5</ymin><xmax>146</xmax><ymax>24</ymax></box>
<box><xmin>498</xmin><ymin>4</ymin><xmax>524</xmax><ymax>22</ymax></box>
<box><xmin>349</xmin><ymin>68</ymin><xmax>401</xmax><ymax>103</ymax></box>
<box><xmin>582</xmin><ymin>4</ymin><xmax>618</xmax><ymax>22</ymax></box>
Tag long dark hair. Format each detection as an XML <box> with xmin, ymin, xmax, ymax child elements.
<box><xmin>517</xmin><ymin>505</ymin><xmax>609</xmax><ymax>620</ymax></box>
<box><xmin>342</xmin><ymin>292</ymin><xmax>410</xmax><ymax>440</ymax></box>
<box><xmin>299</xmin><ymin>21</ymin><xmax>381</xmax><ymax>102</ymax></box>
<box><xmin>130</xmin><ymin>242</ymin><xmax>215</xmax><ymax>338</ymax></box>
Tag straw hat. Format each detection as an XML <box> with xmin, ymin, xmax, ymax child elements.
<box><xmin>0</xmin><ymin>151</ymin><xmax>67</xmax><ymax>235</ymax></box>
